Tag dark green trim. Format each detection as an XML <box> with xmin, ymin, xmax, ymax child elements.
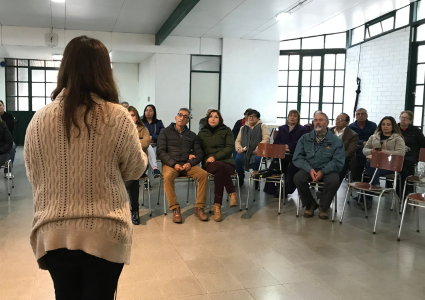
<box><xmin>365</xmin><ymin>11</ymin><xmax>396</xmax><ymax>27</ymax></box>
<box><xmin>155</xmin><ymin>0</ymin><xmax>200</xmax><ymax>45</ymax></box>
<box><xmin>280</xmin><ymin>49</ymin><xmax>346</xmax><ymax>55</ymax></box>
<box><xmin>348</xmin><ymin>24</ymin><xmax>411</xmax><ymax>49</ymax></box>
<box><xmin>405</xmin><ymin>27</ymin><xmax>415</xmax><ymax>111</ymax></box>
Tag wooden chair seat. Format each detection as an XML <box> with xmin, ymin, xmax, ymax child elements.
<box><xmin>348</xmin><ymin>182</ymin><xmax>383</xmax><ymax>191</ymax></box>
<box><xmin>406</xmin><ymin>193</ymin><xmax>425</xmax><ymax>202</ymax></box>
<box><xmin>406</xmin><ymin>175</ymin><xmax>422</xmax><ymax>183</ymax></box>
<box><xmin>140</xmin><ymin>174</ymin><xmax>148</xmax><ymax>179</ymax></box>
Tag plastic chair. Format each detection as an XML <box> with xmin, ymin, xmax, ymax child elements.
<box><xmin>208</xmin><ymin>173</ymin><xmax>242</xmax><ymax>212</ymax></box>
<box><xmin>340</xmin><ymin>152</ymin><xmax>403</xmax><ymax>234</ymax></box>
<box><xmin>246</xmin><ymin>143</ymin><xmax>286</xmax><ymax>214</ymax></box>
<box><xmin>398</xmin><ymin>193</ymin><xmax>424</xmax><ymax>241</ymax></box>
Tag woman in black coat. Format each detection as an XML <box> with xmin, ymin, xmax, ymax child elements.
<box><xmin>0</xmin><ymin>116</ymin><xmax>13</xmax><ymax>167</ymax></box>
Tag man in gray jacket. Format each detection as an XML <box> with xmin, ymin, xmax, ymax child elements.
<box><xmin>293</xmin><ymin>112</ymin><xmax>345</xmax><ymax>219</ymax></box>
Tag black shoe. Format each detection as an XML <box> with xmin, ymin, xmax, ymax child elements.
<box><xmin>303</xmin><ymin>200</ymin><xmax>318</xmax><ymax>218</ymax></box>
<box><xmin>144</xmin><ymin>183</ymin><xmax>153</xmax><ymax>190</ymax></box>
<box><xmin>131</xmin><ymin>211</ymin><xmax>140</xmax><ymax>225</ymax></box>
<box><xmin>239</xmin><ymin>178</ymin><xmax>244</xmax><ymax>187</ymax></box>
<box><xmin>153</xmin><ymin>169</ymin><xmax>161</xmax><ymax>179</ymax></box>
<box><xmin>254</xmin><ymin>181</ymin><xmax>259</xmax><ymax>190</ymax></box>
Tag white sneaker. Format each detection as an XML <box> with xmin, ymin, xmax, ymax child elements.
<box><xmin>6</xmin><ymin>172</ymin><xmax>14</xmax><ymax>179</ymax></box>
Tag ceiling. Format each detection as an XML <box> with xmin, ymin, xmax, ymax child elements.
<box><xmin>0</xmin><ymin>0</ymin><xmax>417</xmax><ymax>44</ymax></box>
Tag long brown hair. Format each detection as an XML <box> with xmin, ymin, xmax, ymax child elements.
<box><xmin>52</xmin><ymin>35</ymin><xmax>119</xmax><ymax>142</ymax></box>
<box><xmin>128</xmin><ymin>106</ymin><xmax>144</xmax><ymax>127</ymax></box>
<box><xmin>376</xmin><ymin>116</ymin><xmax>403</xmax><ymax>137</ymax></box>
<box><xmin>205</xmin><ymin>109</ymin><xmax>224</xmax><ymax>128</ymax></box>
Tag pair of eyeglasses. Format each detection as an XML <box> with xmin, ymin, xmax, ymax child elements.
<box><xmin>177</xmin><ymin>113</ymin><xmax>189</xmax><ymax>120</ymax></box>
<box><xmin>399</xmin><ymin>117</ymin><xmax>410</xmax><ymax>120</ymax></box>
<box><xmin>335</xmin><ymin>118</ymin><xmax>346</xmax><ymax>121</ymax></box>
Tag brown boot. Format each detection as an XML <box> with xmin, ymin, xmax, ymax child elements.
<box><xmin>229</xmin><ymin>192</ymin><xmax>238</xmax><ymax>207</ymax></box>
<box><xmin>303</xmin><ymin>200</ymin><xmax>318</xmax><ymax>218</ymax></box>
<box><xmin>319</xmin><ymin>206</ymin><xmax>329</xmax><ymax>220</ymax></box>
<box><xmin>195</xmin><ymin>207</ymin><xmax>208</xmax><ymax>221</ymax></box>
<box><xmin>213</xmin><ymin>203</ymin><xmax>222</xmax><ymax>222</ymax></box>
<box><xmin>172</xmin><ymin>207</ymin><xmax>182</xmax><ymax>223</ymax></box>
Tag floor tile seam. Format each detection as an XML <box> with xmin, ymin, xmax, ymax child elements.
<box><xmin>245</xmin><ymin>283</ymin><xmax>301</xmax><ymax>300</ymax></box>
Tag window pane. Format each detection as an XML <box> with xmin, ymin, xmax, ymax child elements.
<box><xmin>323</xmin><ymin>87</ymin><xmax>334</xmax><ymax>102</ymax></box>
<box><xmin>414</xmin><ymin>107</ymin><xmax>423</xmax><ymax>126</ymax></box>
<box><xmin>46</xmin><ymin>83</ymin><xmax>56</xmax><ymax>96</ymax></box>
<box><xmin>416</xmin><ymin>85</ymin><xmax>424</xmax><ymax>105</ymax></box>
<box><xmin>6</xmin><ymin>82</ymin><xmax>17</xmax><ymax>96</ymax></box>
<box><xmin>46</xmin><ymin>61</ymin><xmax>61</xmax><ymax>68</ymax></box>
<box><xmin>32</xmin><ymin>70</ymin><xmax>45</xmax><ymax>82</ymax></box>
<box><xmin>6</xmin><ymin>59</ymin><xmax>17</xmax><ymax>66</ymax></box>
<box><xmin>368</xmin><ymin>23</ymin><xmax>383</xmax><ymax>37</ymax></box>
<box><xmin>302</xmin><ymin>36</ymin><xmax>324</xmax><ymax>50</ymax></box>
<box><xmin>277</xmin><ymin>87</ymin><xmax>287</xmax><ymax>101</ymax></box>
<box><xmin>396</xmin><ymin>6</ymin><xmax>409</xmax><ymax>28</ymax></box>
<box><xmin>32</xmin><ymin>98</ymin><xmax>46</xmax><ymax>111</ymax></box>
<box><xmin>334</xmin><ymin>87</ymin><xmax>344</xmax><ymax>103</ymax></box>
<box><xmin>287</xmin><ymin>102</ymin><xmax>297</xmax><ymax>112</ymax></box>
<box><xmin>280</xmin><ymin>39</ymin><xmax>300</xmax><ymax>50</ymax></box>
<box><xmin>335</xmin><ymin>71</ymin><xmax>345</xmax><ymax>86</ymax></box>
<box><xmin>311</xmin><ymin>71</ymin><xmax>320</xmax><ymax>86</ymax></box>
<box><xmin>352</xmin><ymin>25</ymin><xmax>365</xmax><ymax>44</ymax></box>
<box><xmin>336</xmin><ymin>54</ymin><xmax>345</xmax><ymax>69</ymax></box>
<box><xmin>6</xmin><ymin>97</ymin><xmax>17</xmax><ymax>111</ymax></box>
<box><xmin>289</xmin><ymin>55</ymin><xmax>300</xmax><ymax>70</ymax></box>
<box><xmin>325</xmin><ymin>33</ymin><xmax>346</xmax><ymax>49</ymax></box>
<box><xmin>30</xmin><ymin>60</ymin><xmax>45</xmax><ymax>67</ymax></box>
<box><xmin>288</xmin><ymin>87</ymin><xmax>298</xmax><ymax>102</ymax></box>
<box><xmin>277</xmin><ymin>103</ymin><xmax>287</xmax><ymax>118</ymax></box>
<box><xmin>418</xmin><ymin>25</ymin><xmax>425</xmax><ymax>41</ymax></box>
<box><xmin>312</xmin><ymin>56</ymin><xmax>321</xmax><ymax>70</ymax></box>
<box><xmin>322</xmin><ymin>104</ymin><xmax>333</xmax><ymax>119</ymax></box>
<box><xmin>302</xmin><ymin>71</ymin><xmax>311</xmax><ymax>86</ymax></box>
<box><xmin>381</xmin><ymin>17</ymin><xmax>394</xmax><ymax>32</ymax></box>
<box><xmin>288</xmin><ymin>71</ymin><xmax>299</xmax><ymax>86</ymax></box>
<box><xmin>309</xmin><ymin>103</ymin><xmax>319</xmax><ymax>116</ymax></box>
<box><xmin>18</xmin><ymin>97</ymin><xmax>29</xmax><ymax>111</ymax></box>
<box><xmin>311</xmin><ymin>87</ymin><xmax>320</xmax><ymax>102</ymax></box>
<box><xmin>19</xmin><ymin>83</ymin><xmax>29</xmax><ymax>96</ymax></box>
<box><xmin>324</xmin><ymin>71</ymin><xmax>335</xmax><ymax>86</ymax></box>
<box><xmin>32</xmin><ymin>83</ymin><xmax>45</xmax><ymax>97</ymax></box>
<box><xmin>301</xmin><ymin>87</ymin><xmax>310</xmax><ymax>102</ymax></box>
<box><xmin>417</xmin><ymin>64</ymin><xmax>425</xmax><ymax>84</ymax></box>
<box><xmin>419</xmin><ymin>46</ymin><xmax>425</xmax><ymax>63</ymax></box>
<box><xmin>279</xmin><ymin>56</ymin><xmax>289</xmax><ymax>70</ymax></box>
<box><xmin>18</xmin><ymin>60</ymin><xmax>28</xmax><ymax>66</ymax></box>
<box><xmin>191</xmin><ymin>56</ymin><xmax>220</xmax><ymax>72</ymax></box>
<box><xmin>18</xmin><ymin>68</ymin><xmax>28</xmax><ymax>82</ymax></box>
<box><xmin>324</xmin><ymin>54</ymin><xmax>335</xmax><ymax>69</ymax></box>
<box><xmin>300</xmin><ymin>103</ymin><xmax>310</xmax><ymax>118</ymax></box>
<box><xmin>278</xmin><ymin>71</ymin><xmax>288</xmax><ymax>86</ymax></box>
<box><xmin>6</xmin><ymin>68</ymin><xmax>17</xmax><ymax>81</ymax></box>
<box><xmin>46</xmin><ymin>70</ymin><xmax>58</xmax><ymax>82</ymax></box>
<box><xmin>303</xmin><ymin>56</ymin><xmax>311</xmax><ymax>70</ymax></box>
<box><xmin>334</xmin><ymin>104</ymin><xmax>343</xmax><ymax>116</ymax></box>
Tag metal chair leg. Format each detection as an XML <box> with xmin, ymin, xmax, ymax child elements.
<box><xmin>339</xmin><ymin>186</ymin><xmax>351</xmax><ymax>224</ymax></box>
<box><xmin>398</xmin><ymin>197</ymin><xmax>409</xmax><ymax>241</ymax></box>
<box><xmin>208</xmin><ymin>176</ymin><xmax>213</xmax><ymax>213</ymax></box>
<box><xmin>236</xmin><ymin>174</ymin><xmax>242</xmax><ymax>211</ymax></box>
<box><xmin>332</xmin><ymin>195</ymin><xmax>336</xmax><ymax>222</ymax></box>
<box><xmin>162</xmin><ymin>178</ymin><xmax>167</xmax><ymax>215</ymax></box>
<box><xmin>296</xmin><ymin>196</ymin><xmax>300</xmax><ymax>217</ymax></box>
<box><xmin>186</xmin><ymin>179</ymin><xmax>190</xmax><ymax>204</ymax></box>
<box><xmin>148</xmin><ymin>178</ymin><xmax>152</xmax><ymax>217</ymax></box>
<box><xmin>401</xmin><ymin>179</ymin><xmax>408</xmax><ymax>214</ymax></box>
<box><xmin>246</xmin><ymin>177</ymin><xmax>251</xmax><ymax>210</ymax></box>
<box><xmin>7</xmin><ymin>161</ymin><xmax>11</xmax><ymax>196</ymax></box>
<box><xmin>417</xmin><ymin>201</ymin><xmax>420</xmax><ymax>232</ymax></box>
<box><xmin>364</xmin><ymin>192</ymin><xmax>368</xmax><ymax>219</ymax></box>
<box><xmin>373</xmin><ymin>191</ymin><xmax>385</xmax><ymax>234</ymax></box>
<box><xmin>278</xmin><ymin>182</ymin><xmax>282</xmax><ymax>215</ymax></box>
<box><xmin>157</xmin><ymin>176</ymin><xmax>161</xmax><ymax>205</ymax></box>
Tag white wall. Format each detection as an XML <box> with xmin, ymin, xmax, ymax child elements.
<box><xmin>220</xmin><ymin>38</ymin><xmax>280</xmax><ymax>126</ymax></box>
<box><xmin>112</xmin><ymin>63</ymin><xmax>139</xmax><ymax>105</ymax></box>
<box><xmin>345</xmin><ymin>28</ymin><xmax>410</xmax><ymax>124</ymax></box>
<box><xmin>138</xmin><ymin>55</ymin><xmax>156</xmax><ymax>113</ymax></box>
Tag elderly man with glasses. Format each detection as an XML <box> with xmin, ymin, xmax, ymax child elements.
<box><xmin>330</xmin><ymin>113</ymin><xmax>359</xmax><ymax>183</ymax></box>
<box><xmin>157</xmin><ymin>108</ymin><xmax>208</xmax><ymax>223</ymax></box>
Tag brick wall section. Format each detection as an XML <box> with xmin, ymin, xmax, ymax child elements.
<box><xmin>344</xmin><ymin>28</ymin><xmax>410</xmax><ymax>124</ymax></box>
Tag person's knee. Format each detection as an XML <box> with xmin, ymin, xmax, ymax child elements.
<box><xmin>293</xmin><ymin>170</ymin><xmax>306</xmax><ymax>185</ymax></box>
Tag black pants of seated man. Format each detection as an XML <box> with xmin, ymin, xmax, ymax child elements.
<box><xmin>294</xmin><ymin>169</ymin><xmax>340</xmax><ymax>210</ymax></box>
<box><xmin>338</xmin><ymin>160</ymin><xmax>351</xmax><ymax>184</ymax></box>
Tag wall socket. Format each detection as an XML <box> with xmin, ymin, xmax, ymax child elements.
<box><xmin>148</xmin><ymin>97</ymin><xmax>150</xmax><ymax>102</ymax></box>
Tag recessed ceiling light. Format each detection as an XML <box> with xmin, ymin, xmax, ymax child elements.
<box><xmin>51</xmin><ymin>0</ymin><xmax>65</xmax><ymax>3</ymax></box>
<box><xmin>52</xmin><ymin>54</ymin><xmax>63</xmax><ymax>60</ymax></box>
<box><xmin>276</xmin><ymin>12</ymin><xmax>290</xmax><ymax>21</ymax></box>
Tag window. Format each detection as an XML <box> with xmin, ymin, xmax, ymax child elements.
<box><xmin>5</xmin><ymin>59</ymin><xmax>60</xmax><ymax>112</ymax></box>
<box><xmin>278</xmin><ymin>51</ymin><xmax>346</xmax><ymax>125</ymax></box>
<box><xmin>410</xmin><ymin>24</ymin><xmax>425</xmax><ymax>131</ymax></box>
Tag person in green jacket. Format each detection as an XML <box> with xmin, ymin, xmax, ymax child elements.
<box><xmin>198</xmin><ymin>110</ymin><xmax>238</xmax><ymax>222</ymax></box>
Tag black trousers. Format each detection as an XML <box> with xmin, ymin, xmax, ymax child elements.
<box><xmin>129</xmin><ymin>180</ymin><xmax>140</xmax><ymax>212</ymax></box>
<box><xmin>294</xmin><ymin>169</ymin><xmax>340</xmax><ymax>210</ymax></box>
<box><xmin>43</xmin><ymin>248</ymin><xmax>124</xmax><ymax>300</ymax></box>
<box><xmin>351</xmin><ymin>150</ymin><xmax>367</xmax><ymax>182</ymax></box>
<box><xmin>338</xmin><ymin>160</ymin><xmax>351</xmax><ymax>183</ymax></box>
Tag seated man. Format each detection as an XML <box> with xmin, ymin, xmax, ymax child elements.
<box><xmin>157</xmin><ymin>108</ymin><xmax>208</xmax><ymax>224</ymax></box>
<box><xmin>293</xmin><ymin>112</ymin><xmax>345</xmax><ymax>219</ymax></box>
<box><xmin>330</xmin><ymin>113</ymin><xmax>359</xmax><ymax>182</ymax></box>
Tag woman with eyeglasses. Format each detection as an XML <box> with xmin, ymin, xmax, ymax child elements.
<box><xmin>398</xmin><ymin>110</ymin><xmax>425</xmax><ymax>195</ymax></box>
<box><xmin>362</xmin><ymin>116</ymin><xmax>405</xmax><ymax>211</ymax></box>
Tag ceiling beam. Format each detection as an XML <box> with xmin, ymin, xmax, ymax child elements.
<box><xmin>155</xmin><ymin>0</ymin><xmax>200</xmax><ymax>45</ymax></box>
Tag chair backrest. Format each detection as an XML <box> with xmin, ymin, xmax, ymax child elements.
<box><xmin>257</xmin><ymin>143</ymin><xmax>286</xmax><ymax>159</ymax></box>
<box><xmin>370</xmin><ymin>151</ymin><xmax>404</xmax><ymax>172</ymax></box>
<box><xmin>273</xmin><ymin>130</ymin><xmax>278</xmax><ymax>140</ymax></box>
<box><xmin>419</xmin><ymin>148</ymin><xmax>425</xmax><ymax>163</ymax></box>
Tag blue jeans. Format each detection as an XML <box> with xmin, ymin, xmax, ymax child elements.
<box><xmin>365</xmin><ymin>161</ymin><xmax>394</xmax><ymax>186</ymax></box>
<box><xmin>235</xmin><ymin>153</ymin><xmax>262</xmax><ymax>181</ymax></box>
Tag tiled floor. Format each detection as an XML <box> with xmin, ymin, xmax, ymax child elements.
<box><xmin>1</xmin><ymin>149</ymin><xmax>425</xmax><ymax>299</ymax></box>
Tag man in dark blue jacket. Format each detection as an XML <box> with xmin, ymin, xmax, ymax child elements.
<box><xmin>348</xmin><ymin>108</ymin><xmax>377</xmax><ymax>181</ymax></box>
<box><xmin>293</xmin><ymin>112</ymin><xmax>345</xmax><ymax>220</ymax></box>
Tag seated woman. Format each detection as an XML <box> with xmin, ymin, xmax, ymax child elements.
<box><xmin>264</xmin><ymin>110</ymin><xmax>307</xmax><ymax>199</ymax></box>
<box><xmin>142</xmin><ymin>104</ymin><xmax>165</xmax><ymax>179</ymax></box>
<box><xmin>128</xmin><ymin>106</ymin><xmax>150</xmax><ymax>225</ymax></box>
<box><xmin>398</xmin><ymin>110</ymin><xmax>425</xmax><ymax>195</ymax></box>
<box><xmin>198</xmin><ymin>110</ymin><xmax>238</xmax><ymax>222</ymax></box>
<box><xmin>0</xmin><ymin>116</ymin><xmax>13</xmax><ymax>168</ymax></box>
<box><xmin>362</xmin><ymin>116</ymin><xmax>405</xmax><ymax>211</ymax></box>
<box><xmin>235</xmin><ymin>110</ymin><xmax>270</xmax><ymax>187</ymax></box>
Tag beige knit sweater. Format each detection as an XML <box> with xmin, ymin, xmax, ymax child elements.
<box><xmin>24</xmin><ymin>90</ymin><xmax>147</xmax><ymax>269</ymax></box>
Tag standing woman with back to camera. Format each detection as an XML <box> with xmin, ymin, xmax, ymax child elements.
<box><xmin>24</xmin><ymin>36</ymin><xmax>147</xmax><ymax>300</ymax></box>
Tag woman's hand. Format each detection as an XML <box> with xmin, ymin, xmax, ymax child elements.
<box><xmin>206</xmin><ymin>157</ymin><xmax>215</xmax><ymax>163</ymax></box>
<box><xmin>189</xmin><ymin>154</ymin><xmax>196</xmax><ymax>160</ymax></box>
<box><xmin>366</xmin><ymin>155</ymin><xmax>372</xmax><ymax>160</ymax></box>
